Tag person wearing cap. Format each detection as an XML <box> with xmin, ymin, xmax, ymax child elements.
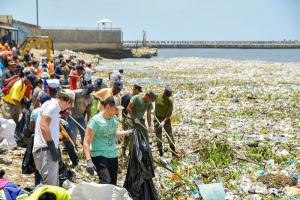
<box><xmin>121</xmin><ymin>84</ymin><xmax>143</xmax><ymax>156</ymax></box>
<box><xmin>28</xmin><ymin>92</ymin><xmax>52</xmax><ymax>186</ymax></box>
<box><xmin>1</xmin><ymin>61</ymin><xmax>18</xmax><ymax>87</ymax></box>
<box><xmin>154</xmin><ymin>86</ymin><xmax>179</xmax><ymax>158</ymax></box>
<box><xmin>66</xmin><ymin>84</ymin><xmax>94</xmax><ymax>144</ymax></box>
<box><xmin>126</xmin><ymin>90</ymin><xmax>156</xmax><ymax>143</ymax></box>
<box><xmin>94</xmin><ymin>80</ymin><xmax>123</xmax><ymax>112</ymax></box>
<box><xmin>1</xmin><ymin>73</ymin><xmax>36</xmax><ymax>123</ymax></box>
<box><xmin>68</xmin><ymin>65</ymin><xmax>84</xmax><ymax>90</ymax></box>
<box><xmin>83</xmin><ymin>96</ymin><xmax>132</xmax><ymax>185</ymax></box>
<box><xmin>90</xmin><ymin>78</ymin><xmax>108</xmax><ymax>117</ymax></box>
<box><xmin>109</xmin><ymin>69</ymin><xmax>123</xmax><ymax>87</ymax></box>
<box><xmin>33</xmin><ymin>91</ymin><xmax>73</xmax><ymax>186</ymax></box>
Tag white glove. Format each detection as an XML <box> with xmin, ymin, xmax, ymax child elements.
<box><xmin>148</xmin><ymin>126</ymin><xmax>155</xmax><ymax>133</ymax></box>
<box><xmin>159</xmin><ymin>119</ymin><xmax>166</xmax><ymax>128</ymax></box>
<box><xmin>134</xmin><ymin>118</ymin><xmax>140</xmax><ymax>124</ymax></box>
<box><xmin>126</xmin><ymin>129</ymin><xmax>134</xmax><ymax>136</ymax></box>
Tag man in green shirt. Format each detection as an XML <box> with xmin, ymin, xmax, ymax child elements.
<box><xmin>154</xmin><ymin>86</ymin><xmax>179</xmax><ymax>158</ymax></box>
<box><xmin>126</xmin><ymin>91</ymin><xmax>156</xmax><ymax>143</ymax></box>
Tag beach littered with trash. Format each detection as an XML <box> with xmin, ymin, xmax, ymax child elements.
<box><xmin>1</xmin><ymin>50</ymin><xmax>300</xmax><ymax>200</ymax></box>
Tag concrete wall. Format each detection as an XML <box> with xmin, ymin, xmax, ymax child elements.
<box><xmin>41</xmin><ymin>29</ymin><xmax>122</xmax><ymax>50</ymax></box>
<box><xmin>0</xmin><ymin>15</ymin><xmax>13</xmax><ymax>25</ymax></box>
<box><xmin>13</xmin><ymin>20</ymin><xmax>41</xmax><ymax>43</ymax></box>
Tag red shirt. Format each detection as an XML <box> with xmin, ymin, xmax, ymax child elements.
<box><xmin>69</xmin><ymin>71</ymin><xmax>80</xmax><ymax>90</ymax></box>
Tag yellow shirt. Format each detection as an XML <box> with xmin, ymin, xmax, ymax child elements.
<box><xmin>94</xmin><ymin>88</ymin><xmax>120</xmax><ymax>111</ymax></box>
<box><xmin>2</xmin><ymin>79</ymin><xmax>27</xmax><ymax>105</ymax></box>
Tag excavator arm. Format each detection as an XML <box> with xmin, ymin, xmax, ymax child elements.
<box><xmin>19</xmin><ymin>36</ymin><xmax>54</xmax><ymax>61</ymax></box>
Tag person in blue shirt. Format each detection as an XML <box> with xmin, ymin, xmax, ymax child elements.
<box><xmin>83</xmin><ymin>96</ymin><xmax>132</xmax><ymax>185</ymax></box>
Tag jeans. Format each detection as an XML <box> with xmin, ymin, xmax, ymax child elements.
<box><xmin>67</xmin><ymin>117</ymin><xmax>86</xmax><ymax>144</ymax></box>
<box><xmin>33</xmin><ymin>150</ymin><xmax>59</xmax><ymax>186</ymax></box>
<box><xmin>63</xmin><ymin>140</ymin><xmax>78</xmax><ymax>166</ymax></box>
<box><xmin>154</xmin><ymin>118</ymin><xmax>176</xmax><ymax>155</ymax></box>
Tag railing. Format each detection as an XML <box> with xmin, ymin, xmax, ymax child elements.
<box><xmin>42</xmin><ymin>26</ymin><xmax>121</xmax><ymax>31</ymax></box>
<box><xmin>122</xmin><ymin>40</ymin><xmax>300</xmax><ymax>48</ymax></box>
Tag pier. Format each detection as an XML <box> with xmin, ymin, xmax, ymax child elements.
<box><xmin>123</xmin><ymin>40</ymin><xmax>300</xmax><ymax>49</ymax></box>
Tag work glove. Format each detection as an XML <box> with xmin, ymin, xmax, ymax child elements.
<box><xmin>148</xmin><ymin>125</ymin><xmax>155</xmax><ymax>133</ymax></box>
<box><xmin>134</xmin><ymin>118</ymin><xmax>140</xmax><ymax>124</ymax></box>
<box><xmin>158</xmin><ymin>119</ymin><xmax>166</xmax><ymax>128</ymax></box>
<box><xmin>47</xmin><ymin>140</ymin><xmax>59</xmax><ymax>162</ymax></box>
<box><xmin>126</xmin><ymin>129</ymin><xmax>134</xmax><ymax>136</ymax></box>
<box><xmin>86</xmin><ymin>159</ymin><xmax>96</xmax><ymax>175</ymax></box>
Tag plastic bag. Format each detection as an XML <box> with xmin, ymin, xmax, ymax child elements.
<box><xmin>21</xmin><ymin>135</ymin><xmax>35</xmax><ymax>174</ymax></box>
<box><xmin>15</xmin><ymin>109</ymin><xmax>32</xmax><ymax>147</ymax></box>
<box><xmin>0</xmin><ymin>118</ymin><xmax>17</xmax><ymax>149</ymax></box>
<box><xmin>123</xmin><ymin>128</ymin><xmax>158</xmax><ymax>200</ymax></box>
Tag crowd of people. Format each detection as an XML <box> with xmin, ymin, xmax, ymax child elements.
<box><xmin>0</xmin><ymin>41</ymin><xmax>180</xmax><ymax>192</ymax></box>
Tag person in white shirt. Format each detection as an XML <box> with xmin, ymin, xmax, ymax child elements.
<box><xmin>83</xmin><ymin>63</ymin><xmax>94</xmax><ymax>85</ymax></box>
<box><xmin>109</xmin><ymin>69</ymin><xmax>123</xmax><ymax>87</ymax></box>
<box><xmin>32</xmin><ymin>91</ymin><xmax>73</xmax><ymax>186</ymax></box>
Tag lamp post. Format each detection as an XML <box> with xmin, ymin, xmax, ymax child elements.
<box><xmin>36</xmin><ymin>0</ymin><xmax>39</xmax><ymax>27</ymax></box>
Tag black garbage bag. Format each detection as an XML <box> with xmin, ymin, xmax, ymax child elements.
<box><xmin>21</xmin><ymin>134</ymin><xmax>36</xmax><ymax>174</ymax></box>
<box><xmin>123</xmin><ymin>128</ymin><xmax>158</xmax><ymax>200</ymax></box>
<box><xmin>15</xmin><ymin>109</ymin><xmax>32</xmax><ymax>147</ymax></box>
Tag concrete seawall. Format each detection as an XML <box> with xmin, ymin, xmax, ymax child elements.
<box><xmin>41</xmin><ymin>29</ymin><xmax>122</xmax><ymax>50</ymax></box>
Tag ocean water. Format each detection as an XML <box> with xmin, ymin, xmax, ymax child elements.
<box><xmin>155</xmin><ymin>48</ymin><xmax>300</xmax><ymax>62</ymax></box>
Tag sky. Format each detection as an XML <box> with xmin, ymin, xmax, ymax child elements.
<box><xmin>1</xmin><ymin>0</ymin><xmax>300</xmax><ymax>41</ymax></box>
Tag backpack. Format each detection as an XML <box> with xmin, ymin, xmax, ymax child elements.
<box><xmin>2</xmin><ymin>76</ymin><xmax>20</xmax><ymax>95</ymax></box>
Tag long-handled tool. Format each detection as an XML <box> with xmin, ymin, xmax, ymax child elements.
<box><xmin>135</xmin><ymin>120</ymin><xmax>180</xmax><ymax>157</ymax></box>
<box><xmin>152</xmin><ymin>114</ymin><xmax>177</xmax><ymax>149</ymax></box>
<box><xmin>60</xmin><ymin>122</ymin><xmax>77</xmax><ymax>150</ymax></box>
<box><xmin>69</xmin><ymin>115</ymin><xmax>86</xmax><ymax>132</ymax></box>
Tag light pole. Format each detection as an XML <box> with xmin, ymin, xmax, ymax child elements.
<box><xmin>36</xmin><ymin>0</ymin><xmax>39</xmax><ymax>27</ymax></box>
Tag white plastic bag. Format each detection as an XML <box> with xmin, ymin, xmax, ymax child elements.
<box><xmin>68</xmin><ymin>182</ymin><xmax>132</xmax><ymax>200</ymax></box>
<box><xmin>0</xmin><ymin>118</ymin><xmax>17</xmax><ymax>149</ymax></box>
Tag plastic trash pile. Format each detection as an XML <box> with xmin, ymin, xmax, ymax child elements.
<box><xmin>1</xmin><ymin>56</ymin><xmax>299</xmax><ymax>200</ymax></box>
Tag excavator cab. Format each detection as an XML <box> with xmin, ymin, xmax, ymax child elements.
<box><xmin>19</xmin><ymin>36</ymin><xmax>54</xmax><ymax>61</ymax></box>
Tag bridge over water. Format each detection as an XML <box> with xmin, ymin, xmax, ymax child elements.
<box><xmin>123</xmin><ymin>40</ymin><xmax>300</xmax><ymax>49</ymax></box>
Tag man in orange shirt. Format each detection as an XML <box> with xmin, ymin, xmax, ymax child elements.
<box><xmin>69</xmin><ymin>65</ymin><xmax>84</xmax><ymax>90</ymax></box>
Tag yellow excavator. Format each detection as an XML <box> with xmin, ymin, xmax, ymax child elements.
<box><xmin>19</xmin><ymin>36</ymin><xmax>54</xmax><ymax>61</ymax></box>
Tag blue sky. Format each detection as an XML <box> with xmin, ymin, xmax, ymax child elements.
<box><xmin>1</xmin><ymin>0</ymin><xmax>299</xmax><ymax>40</ymax></box>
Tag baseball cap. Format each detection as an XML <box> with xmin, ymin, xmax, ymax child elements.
<box><xmin>39</xmin><ymin>92</ymin><xmax>51</xmax><ymax>104</ymax></box>
<box><xmin>94</xmin><ymin>78</ymin><xmax>103</xmax><ymax>88</ymax></box>
<box><xmin>61</xmin><ymin>89</ymin><xmax>75</xmax><ymax>107</ymax></box>
<box><xmin>147</xmin><ymin>91</ymin><xmax>157</xmax><ymax>101</ymax></box>
<box><xmin>82</xmin><ymin>84</ymin><xmax>94</xmax><ymax>95</ymax></box>
<box><xmin>26</xmin><ymin>73</ymin><xmax>36</xmax><ymax>86</ymax></box>
<box><xmin>133</xmin><ymin>84</ymin><xmax>142</xmax><ymax>92</ymax></box>
<box><xmin>164</xmin><ymin>86</ymin><xmax>173</xmax><ymax>96</ymax></box>
<box><xmin>114</xmin><ymin>80</ymin><xmax>123</xmax><ymax>91</ymax></box>
<box><xmin>76</xmin><ymin>65</ymin><xmax>84</xmax><ymax>70</ymax></box>
<box><xmin>41</xmin><ymin>72</ymin><xmax>49</xmax><ymax>79</ymax></box>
